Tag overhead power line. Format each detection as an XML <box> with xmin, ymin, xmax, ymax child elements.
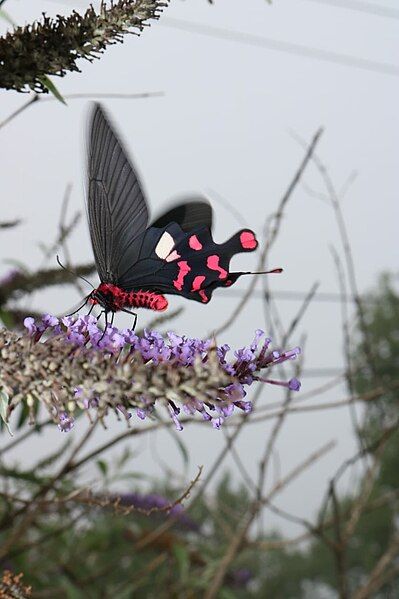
<box><xmin>219</xmin><ymin>288</ymin><xmax>372</xmax><ymax>304</ymax></box>
<box><xmin>162</xmin><ymin>17</ymin><xmax>399</xmax><ymax>78</ymax></box>
<box><xmin>301</xmin><ymin>368</ymin><xmax>344</xmax><ymax>377</ymax></box>
<box><xmin>304</xmin><ymin>0</ymin><xmax>399</xmax><ymax>20</ymax></box>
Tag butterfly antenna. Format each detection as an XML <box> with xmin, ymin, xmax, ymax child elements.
<box><xmin>64</xmin><ymin>297</ymin><xmax>90</xmax><ymax>318</ymax></box>
<box><xmin>56</xmin><ymin>255</ymin><xmax>94</xmax><ymax>289</ymax></box>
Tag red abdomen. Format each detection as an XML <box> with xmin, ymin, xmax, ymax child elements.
<box><xmin>93</xmin><ymin>283</ymin><xmax>168</xmax><ymax>312</ymax></box>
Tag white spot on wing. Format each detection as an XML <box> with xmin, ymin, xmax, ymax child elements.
<box><xmin>155</xmin><ymin>232</ymin><xmax>175</xmax><ymax>259</ymax></box>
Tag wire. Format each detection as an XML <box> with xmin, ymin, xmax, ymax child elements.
<box><xmin>219</xmin><ymin>288</ymin><xmax>372</xmax><ymax>304</ymax></box>
<box><xmin>161</xmin><ymin>17</ymin><xmax>399</xmax><ymax>78</ymax></box>
<box><xmin>304</xmin><ymin>0</ymin><xmax>399</xmax><ymax>20</ymax></box>
<box><xmin>300</xmin><ymin>368</ymin><xmax>344</xmax><ymax>377</ymax></box>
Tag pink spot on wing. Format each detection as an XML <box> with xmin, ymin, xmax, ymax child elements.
<box><xmin>166</xmin><ymin>250</ymin><xmax>181</xmax><ymax>263</ymax></box>
<box><xmin>240</xmin><ymin>231</ymin><xmax>257</xmax><ymax>250</ymax></box>
<box><xmin>173</xmin><ymin>261</ymin><xmax>191</xmax><ymax>291</ymax></box>
<box><xmin>191</xmin><ymin>275</ymin><xmax>206</xmax><ymax>292</ymax></box>
<box><xmin>224</xmin><ymin>279</ymin><xmax>233</xmax><ymax>287</ymax></box>
<box><xmin>189</xmin><ymin>235</ymin><xmax>202</xmax><ymax>251</ymax></box>
<box><xmin>199</xmin><ymin>290</ymin><xmax>208</xmax><ymax>303</ymax></box>
<box><xmin>207</xmin><ymin>255</ymin><xmax>228</xmax><ymax>280</ymax></box>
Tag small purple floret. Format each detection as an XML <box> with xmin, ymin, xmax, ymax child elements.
<box><xmin>288</xmin><ymin>377</ymin><xmax>301</xmax><ymax>391</ymax></box>
<box><xmin>58</xmin><ymin>411</ymin><xmax>74</xmax><ymax>433</ymax></box>
<box><xmin>23</xmin><ymin>317</ymin><xmax>36</xmax><ymax>336</ymax></box>
<box><xmin>116</xmin><ymin>404</ymin><xmax>132</xmax><ymax>420</ymax></box>
<box><xmin>212</xmin><ymin>416</ymin><xmax>224</xmax><ymax>429</ymax></box>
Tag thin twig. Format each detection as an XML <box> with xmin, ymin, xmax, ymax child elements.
<box><xmin>0</xmin><ymin>94</ymin><xmax>39</xmax><ymax>130</ymax></box>
<box><xmin>205</xmin><ymin>440</ymin><xmax>335</xmax><ymax>598</ymax></box>
<box><xmin>352</xmin><ymin>535</ymin><xmax>399</xmax><ymax>599</ymax></box>
<box><xmin>212</xmin><ymin>127</ymin><xmax>323</xmax><ymax>337</ymax></box>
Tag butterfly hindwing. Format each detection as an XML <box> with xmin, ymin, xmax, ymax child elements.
<box><xmin>118</xmin><ymin>224</ymin><xmax>258</xmax><ymax>304</ymax></box>
<box><xmin>151</xmin><ymin>198</ymin><xmax>213</xmax><ymax>232</ymax></box>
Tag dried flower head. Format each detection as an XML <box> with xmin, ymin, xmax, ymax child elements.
<box><xmin>0</xmin><ymin>315</ymin><xmax>301</xmax><ymax>432</ymax></box>
<box><xmin>0</xmin><ymin>0</ymin><xmax>168</xmax><ymax>93</ymax></box>
<box><xmin>0</xmin><ymin>571</ymin><xmax>32</xmax><ymax>599</ymax></box>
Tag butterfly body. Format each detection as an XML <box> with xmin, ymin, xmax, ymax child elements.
<box><xmin>89</xmin><ymin>283</ymin><xmax>168</xmax><ymax>312</ymax></box>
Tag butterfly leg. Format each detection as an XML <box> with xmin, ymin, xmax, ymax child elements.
<box><xmin>98</xmin><ymin>311</ymin><xmax>109</xmax><ymax>343</ymax></box>
<box><xmin>120</xmin><ymin>308</ymin><xmax>137</xmax><ymax>331</ymax></box>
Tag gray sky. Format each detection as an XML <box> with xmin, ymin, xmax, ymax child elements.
<box><xmin>0</xmin><ymin>0</ymin><xmax>398</xmax><ymax>536</ymax></box>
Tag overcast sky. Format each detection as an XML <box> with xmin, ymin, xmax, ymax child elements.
<box><xmin>1</xmin><ymin>0</ymin><xmax>398</xmax><ymax>536</ymax></box>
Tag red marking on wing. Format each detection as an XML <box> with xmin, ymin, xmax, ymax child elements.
<box><xmin>224</xmin><ymin>279</ymin><xmax>233</xmax><ymax>287</ymax></box>
<box><xmin>189</xmin><ymin>235</ymin><xmax>203</xmax><ymax>251</ymax></box>
<box><xmin>166</xmin><ymin>250</ymin><xmax>180</xmax><ymax>263</ymax></box>
<box><xmin>207</xmin><ymin>255</ymin><xmax>228</xmax><ymax>280</ymax></box>
<box><xmin>240</xmin><ymin>231</ymin><xmax>257</xmax><ymax>250</ymax></box>
<box><xmin>191</xmin><ymin>275</ymin><xmax>206</xmax><ymax>292</ymax></box>
<box><xmin>173</xmin><ymin>260</ymin><xmax>191</xmax><ymax>291</ymax></box>
<box><xmin>199</xmin><ymin>290</ymin><xmax>208</xmax><ymax>303</ymax></box>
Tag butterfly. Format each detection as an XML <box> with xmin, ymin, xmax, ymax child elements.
<box><xmin>82</xmin><ymin>103</ymin><xmax>281</xmax><ymax>329</ymax></box>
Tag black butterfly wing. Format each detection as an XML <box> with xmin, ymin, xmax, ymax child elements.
<box><xmin>87</xmin><ymin>103</ymin><xmax>149</xmax><ymax>284</ymax></box>
<box><xmin>151</xmin><ymin>198</ymin><xmax>213</xmax><ymax>232</ymax></box>
<box><xmin>118</xmin><ymin>223</ymin><xmax>258</xmax><ymax>304</ymax></box>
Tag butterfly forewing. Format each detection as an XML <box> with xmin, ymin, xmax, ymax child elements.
<box><xmin>87</xmin><ymin>103</ymin><xmax>149</xmax><ymax>283</ymax></box>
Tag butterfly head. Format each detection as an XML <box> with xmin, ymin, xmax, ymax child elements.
<box><xmin>89</xmin><ymin>286</ymin><xmax>114</xmax><ymax>311</ymax></box>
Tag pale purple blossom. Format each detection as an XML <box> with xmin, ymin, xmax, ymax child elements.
<box><xmin>23</xmin><ymin>314</ymin><xmax>302</xmax><ymax>432</ymax></box>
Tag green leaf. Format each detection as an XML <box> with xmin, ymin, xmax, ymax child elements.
<box><xmin>0</xmin><ymin>389</ymin><xmax>13</xmax><ymax>436</ymax></box>
<box><xmin>0</xmin><ymin>309</ymin><xmax>15</xmax><ymax>329</ymax></box>
<box><xmin>117</xmin><ymin>472</ymin><xmax>152</xmax><ymax>481</ymax></box>
<box><xmin>0</xmin><ymin>9</ymin><xmax>16</xmax><ymax>26</ymax></box>
<box><xmin>219</xmin><ymin>589</ymin><xmax>238</xmax><ymax>599</ymax></box>
<box><xmin>96</xmin><ymin>459</ymin><xmax>108</xmax><ymax>477</ymax></box>
<box><xmin>37</xmin><ymin>75</ymin><xmax>67</xmax><ymax>105</ymax></box>
<box><xmin>173</xmin><ymin>544</ymin><xmax>189</xmax><ymax>584</ymax></box>
<box><xmin>116</xmin><ymin>446</ymin><xmax>132</xmax><ymax>469</ymax></box>
<box><xmin>16</xmin><ymin>395</ymin><xmax>40</xmax><ymax>429</ymax></box>
<box><xmin>16</xmin><ymin>398</ymin><xmax>29</xmax><ymax>428</ymax></box>
<box><xmin>0</xmin><ymin>465</ymin><xmax>49</xmax><ymax>485</ymax></box>
<box><xmin>35</xmin><ymin>437</ymin><xmax>72</xmax><ymax>471</ymax></box>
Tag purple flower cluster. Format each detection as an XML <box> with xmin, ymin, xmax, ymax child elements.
<box><xmin>24</xmin><ymin>315</ymin><xmax>301</xmax><ymax>432</ymax></box>
<box><xmin>115</xmin><ymin>492</ymin><xmax>199</xmax><ymax>531</ymax></box>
